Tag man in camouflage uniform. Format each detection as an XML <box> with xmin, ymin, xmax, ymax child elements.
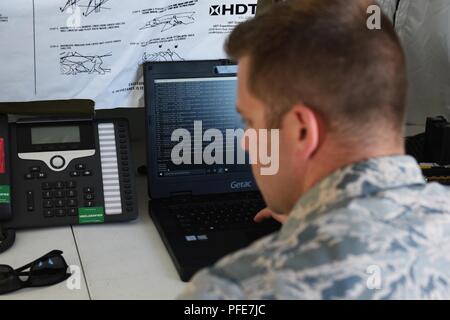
<box><xmin>179</xmin><ymin>0</ymin><xmax>450</xmax><ymax>299</ymax></box>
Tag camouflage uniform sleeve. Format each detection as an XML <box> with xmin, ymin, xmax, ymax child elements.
<box><xmin>177</xmin><ymin>267</ymin><xmax>246</xmax><ymax>300</ymax></box>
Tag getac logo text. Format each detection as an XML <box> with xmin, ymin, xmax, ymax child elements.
<box><xmin>231</xmin><ymin>181</ymin><xmax>253</xmax><ymax>189</ymax></box>
<box><xmin>209</xmin><ymin>4</ymin><xmax>257</xmax><ymax>16</ymax></box>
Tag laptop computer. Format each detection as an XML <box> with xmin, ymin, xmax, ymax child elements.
<box><xmin>144</xmin><ymin>60</ymin><xmax>280</xmax><ymax>282</ymax></box>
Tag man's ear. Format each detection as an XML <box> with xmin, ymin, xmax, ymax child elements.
<box><xmin>286</xmin><ymin>104</ymin><xmax>321</xmax><ymax>160</ymax></box>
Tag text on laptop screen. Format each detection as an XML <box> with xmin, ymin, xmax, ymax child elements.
<box><xmin>153</xmin><ymin>77</ymin><xmax>250</xmax><ymax>178</ymax></box>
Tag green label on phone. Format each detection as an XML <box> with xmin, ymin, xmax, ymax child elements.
<box><xmin>79</xmin><ymin>207</ymin><xmax>105</xmax><ymax>224</ymax></box>
<box><xmin>0</xmin><ymin>185</ymin><xmax>10</xmax><ymax>204</ymax></box>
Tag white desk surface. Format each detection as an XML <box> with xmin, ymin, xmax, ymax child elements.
<box><xmin>0</xmin><ymin>140</ymin><xmax>186</xmax><ymax>300</ymax></box>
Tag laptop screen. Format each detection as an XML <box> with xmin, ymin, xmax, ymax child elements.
<box><xmin>153</xmin><ymin>76</ymin><xmax>250</xmax><ymax>178</ymax></box>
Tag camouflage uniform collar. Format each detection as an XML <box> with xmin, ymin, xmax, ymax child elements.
<box><xmin>279</xmin><ymin>155</ymin><xmax>426</xmax><ymax>239</ymax></box>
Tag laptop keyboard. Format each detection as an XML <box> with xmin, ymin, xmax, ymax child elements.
<box><xmin>167</xmin><ymin>193</ymin><xmax>266</xmax><ymax>234</ymax></box>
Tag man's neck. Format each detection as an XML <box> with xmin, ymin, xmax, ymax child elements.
<box><xmin>302</xmin><ymin>140</ymin><xmax>405</xmax><ymax>200</ymax></box>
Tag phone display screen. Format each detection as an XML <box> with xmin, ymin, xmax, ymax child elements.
<box><xmin>31</xmin><ymin>126</ymin><xmax>81</xmax><ymax>145</ymax></box>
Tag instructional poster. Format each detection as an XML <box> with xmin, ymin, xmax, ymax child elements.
<box><xmin>0</xmin><ymin>0</ymin><xmax>257</xmax><ymax>109</ymax></box>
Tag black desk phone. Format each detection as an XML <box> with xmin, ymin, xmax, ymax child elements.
<box><xmin>0</xmin><ymin>115</ymin><xmax>138</xmax><ymax>252</ymax></box>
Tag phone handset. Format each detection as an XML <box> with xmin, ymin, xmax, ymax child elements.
<box><xmin>0</xmin><ymin>114</ymin><xmax>15</xmax><ymax>253</ymax></box>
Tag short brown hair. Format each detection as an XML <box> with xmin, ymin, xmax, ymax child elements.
<box><xmin>226</xmin><ymin>0</ymin><xmax>407</xmax><ymax>137</ymax></box>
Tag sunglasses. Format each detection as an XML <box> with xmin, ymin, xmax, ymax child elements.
<box><xmin>0</xmin><ymin>250</ymin><xmax>72</xmax><ymax>295</ymax></box>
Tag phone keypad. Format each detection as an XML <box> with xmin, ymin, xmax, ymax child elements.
<box><xmin>38</xmin><ymin>180</ymin><xmax>96</xmax><ymax>218</ymax></box>
<box><xmin>26</xmin><ymin>163</ymin><xmax>97</xmax><ymax>217</ymax></box>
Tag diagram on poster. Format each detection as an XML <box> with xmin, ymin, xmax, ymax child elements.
<box><xmin>140</xmin><ymin>12</ymin><xmax>195</xmax><ymax>32</ymax></box>
<box><xmin>142</xmin><ymin>49</ymin><xmax>184</xmax><ymax>63</ymax></box>
<box><xmin>60</xmin><ymin>51</ymin><xmax>112</xmax><ymax>75</ymax></box>
<box><xmin>0</xmin><ymin>1</ymin><xmax>257</xmax><ymax>109</ymax></box>
<box><xmin>60</xmin><ymin>0</ymin><xmax>112</xmax><ymax>17</ymax></box>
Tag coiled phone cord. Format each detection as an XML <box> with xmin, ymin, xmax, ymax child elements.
<box><xmin>0</xmin><ymin>225</ymin><xmax>15</xmax><ymax>254</ymax></box>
